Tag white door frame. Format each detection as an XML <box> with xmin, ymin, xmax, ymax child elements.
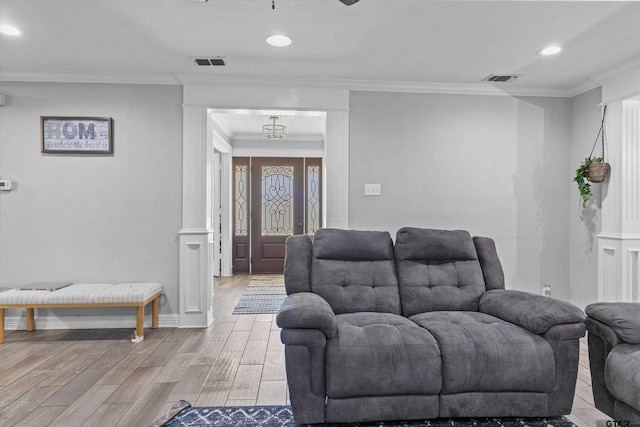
<box><xmin>211</xmin><ymin>123</ymin><xmax>233</xmax><ymax>277</ymax></box>
<box><xmin>179</xmin><ymin>104</ymin><xmax>349</xmax><ymax>328</ymax></box>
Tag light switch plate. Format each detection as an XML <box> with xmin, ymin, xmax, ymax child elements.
<box><xmin>364</xmin><ymin>183</ymin><xmax>381</xmax><ymax>196</ymax></box>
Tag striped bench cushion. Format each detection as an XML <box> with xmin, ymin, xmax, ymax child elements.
<box><xmin>0</xmin><ymin>283</ymin><xmax>162</xmax><ymax>305</ymax></box>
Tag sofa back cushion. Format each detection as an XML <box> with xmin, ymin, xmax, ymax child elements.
<box><xmin>311</xmin><ymin>228</ymin><xmax>401</xmax><ymax>315</ymax></box>
<box><xmin>395</xmin><ymin>227</ymin><xmax>486</xmax><ymax>316</ymax></box>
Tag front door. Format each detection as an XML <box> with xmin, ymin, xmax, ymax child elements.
<box><xmin>251</xmin><ymin>158</ymin><xmax>303</xmax><ymax>273</ymax></box>
<box><xmin>232</xmin><ymin>157</ymin><xmax>322</xmax><ymax>274</ymax></box>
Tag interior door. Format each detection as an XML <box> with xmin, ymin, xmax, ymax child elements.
<box><xmin>251</xmin><ymin>158</ymin><xmax>304</xmax><ymax>273</ymax></box>
<box><xmin>232</xmin><ymin>157</ymin><xmax>322</xmax><ymax>274</ymax></box>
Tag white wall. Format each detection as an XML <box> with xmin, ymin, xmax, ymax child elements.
<box><xmin>569</xmin><ymin>87</ymin><xmax>603</xmax><ymax>309</ymax></box>
<box><xmin>349</xmin><ymin>91</ymin><xmax>572</xmax><ymax>299</ymax></box>
<box><xmin>232</xmin><ymin>138</ymin><xmax>324</xmax><ymax>158</ymax></box>
<box><xmin>0</xmin><ymin>82</ymin><xmax>183</xmax><ymax>319</ymax></box>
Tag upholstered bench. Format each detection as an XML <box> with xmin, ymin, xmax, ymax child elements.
<box><xmin>0</xmin><ymin>282</ymin><xmax>162</xmax><ymax>344</ymax></box>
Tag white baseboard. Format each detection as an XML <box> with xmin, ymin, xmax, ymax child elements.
<box><xmin>3</xmin><ymin>314</ymin><xmax>180</xmax><ymax>330</ymax></box>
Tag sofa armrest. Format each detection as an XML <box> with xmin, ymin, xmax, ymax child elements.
<box><xmin>276</xmin><ymin>292</ymin><xmax>337</xmax><ymax>338</ymax></box>
<box><xmin>479</xmin><ymin>289</ymin><xmax>586</xmax><ymax>335</ymax></box>
<box><xmin>586</xmin><ymin>302</ymin><xmax>640</xmax><ymax>344</ymax></box>
<box><xmin>585</xmin><ymin>317</ymin><xmax>623</xmax><ymax>418</ymax></box>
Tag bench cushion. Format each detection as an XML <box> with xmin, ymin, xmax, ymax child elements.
<box><xmin>0</xmin><ymin>283</ymin><xmax>161</xmax><ymax>305</ymax></box>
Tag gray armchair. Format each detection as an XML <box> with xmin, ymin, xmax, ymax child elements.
<box><xmin>586</xmin><ymin>302</ymin><xmax>640</xmax><ymax>424</ymax></box>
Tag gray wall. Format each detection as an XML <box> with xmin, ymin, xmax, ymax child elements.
<box><xmin>0</xmin><ymin>82</ymin><xmax>183</xmax><ymax>316</ymax></box>
<box><xmin>569</xmin><ymin>87</ymin><xmax>602</xmax><ymax>309</ymax></box>
<box><xmin>0</xmin><ymin>81</ymin><xmax>602</xmax><ymax>319</ymax></box>
<box><xmin>349</xmin><ymin>91</ymin><xmax>572</xmax><ymax>299</ymax></box>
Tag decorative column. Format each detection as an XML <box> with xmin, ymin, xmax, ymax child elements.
<box><xmin>179</xmin><ymin>106</ymin><xmax>214</xmax><ymax>327</ymax></box>
<box><xmin>598</xmin><ymin>100</ymin><xmax>640</xmax><ymax>302</ymax></box>
<box><xmin>325</xmin><ymin>110</ymin><xmax>350</xmax><ymax>229</ymax></box>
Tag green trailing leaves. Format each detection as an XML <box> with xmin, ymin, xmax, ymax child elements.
<box><xmin>574</xmin><ymin>156</ymin><xmax>603</xmax><ymax>220</ymax></box>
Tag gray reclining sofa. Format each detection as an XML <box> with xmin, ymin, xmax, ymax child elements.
<box><xmin>586</xmin><ymin>302</ymin><xmax>640</xmax><ymax>424</ymax></box>
<box><xmin>276</xmin><ymin>227</ymin><xmax>586</xmax><ymax>425</ymax></box>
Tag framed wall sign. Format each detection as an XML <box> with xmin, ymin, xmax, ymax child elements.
<box><xmin>41</xmin><ymin>116</ymin><xmax>113</xmax><ymax>154</ymax></box>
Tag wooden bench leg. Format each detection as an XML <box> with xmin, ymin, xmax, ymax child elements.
<box><xmin>136</xmin><ymin>306</ymin><xmax>144</xmax><ymax>339</ymax></box>
<box><xmin>0</xmin><ymin>308</ymin><xmax>4</xmax><ymax>344</ymax></box>
<box><xmin>26</xmin><ymin>308</ymin><xmax>36</xmax><ymax>332</ymax></box>
<box><xmin>152</xmin><ymin>296</ymin><xmax>159</xmax><ymax>329</ymax></box>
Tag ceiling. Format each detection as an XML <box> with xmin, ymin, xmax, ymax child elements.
<box><xmin>1</xmin><ymin>0</ymin><xmax>639</xmax><ymax>139</ymax></box>
<box><xmin>211</xmin><ymin>110</ymin><xmax>326</xmax><ymax>142</ymax></box>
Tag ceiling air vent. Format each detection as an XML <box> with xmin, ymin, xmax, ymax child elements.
<box><xmin>483</xmin><ymin>74</ymin><xmax>521</xmax><ymax>83</ymax></box>
<box><xmin>193</xmin><ymin>57</ymin><xmax>226</xmax><ymax>66</ymax></box>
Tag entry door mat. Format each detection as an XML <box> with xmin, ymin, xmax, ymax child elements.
<box><xmin>161</xmin><ymin>404</ymin><xmax>576</xmax><ymax>427</ymax></box>
<box><xmin>248</xmin><ymin>274</ymin><xmax>285</xmax><ymax>287</ymax></box>
<box><xmin>232</xmin><ymin>286</ymin><xmax>287</xmax><ymax>314</ymax></box>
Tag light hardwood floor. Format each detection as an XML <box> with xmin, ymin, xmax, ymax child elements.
<box><xmin>0</xmin><ymin>275</ymin><xmax>609</xmax><ymax>427</ymax></box>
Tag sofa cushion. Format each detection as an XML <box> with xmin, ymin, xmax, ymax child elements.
<box><xmin>326</xmin><ymin>312</ymin><xmax>441</xmax><ymax>398</ymax></box>
<box><xmin>313</xmin><ymin>228</ymin><xmax>395</xmax><ymax>261</ymax></box>
<box><xmin>311</xmin><ymin>229</ymin><xmax>400</xmax><ymax>314</ymax></box>
<box><xmin>605</xmin><ymin>344</ymin><xmax>640</xmax><ymax>412</ymax></box>
<box><xmin>410</xmin><ymin>311</ymin><xmax>555</xmax><ymax>394</ymax></box>
<box><xmin>395</xmin><ymin>228</ymin><xmax>486</xmax><ymax>316</ymax></box>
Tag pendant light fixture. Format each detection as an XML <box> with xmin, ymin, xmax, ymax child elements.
<box><xmin>262</xmin><ymin>116</ymin><xmax>286</xmax><ymax>139</ymax></box>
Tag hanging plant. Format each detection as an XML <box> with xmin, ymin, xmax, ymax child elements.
<box><xmin>574</xmin><ymin>105</ymin><xmax>609</xmax><ymax>220</ymax></box>
<box><xmin>574</xmin><ymin>157</ymin><xmax>603</xmax><ymax>219</ymax></box>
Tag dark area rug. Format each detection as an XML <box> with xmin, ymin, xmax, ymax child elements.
<box><xmin>158</xmin><ymin>404</ymin><xmax>576</xmax><ymax>427</ymax></box>
<box><xmin>231</xmin><ymin>287</ymin><xmax>287</xmax><ymax>314</ymax></box>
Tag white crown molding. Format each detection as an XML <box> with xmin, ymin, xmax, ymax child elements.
<box><xmin>0</xmin><ymin>69</ymin><xmax>609</xmax><ymax>98</ymax></box>
<box><xmin>231</xmin><ymin>132</ymin><xmax>324</xmax><ymax>142</ymax></box>
<box><xmin>591</xmin><ymin>57</ymin><xmax>640</xmax><ymax>86</ymax></box>
<box><xmin>3</xmin><ymin>313</ymin><xmax>180</xmax><ymax>330</ymax></box>
<box><xmin>0</xmin><ymin>71</ymin><xmax>180</xmax><ymax>85</ymax></box>
<box><xmin>566</xmin><ymin>79</ymin><xmax>602</xmax><ymax>98</ymax></box>
<box><xmin>232</xmin><ymin>147</ymin><xmax>324</xmax><ymax>158</ymax></box>
<box><xmin>174</xmin><ymin>72</ymin><xmax>578</xmax><ymax>97</ymax></box>
<box><xmin>209</xmin><ymin>116</ymin><xmax>232</xmax><ymax>143</ymax></box>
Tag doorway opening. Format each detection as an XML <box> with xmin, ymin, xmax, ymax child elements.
<box><xmin>209</xmin><ymin>109</ymin><xmax>327</xmax><ymax>276</ymax></box>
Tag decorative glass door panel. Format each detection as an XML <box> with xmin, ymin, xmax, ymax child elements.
<box><xmin>261</xmin><ymin>165</ymin><xmax>295</xmax><ymax>236</ymax></box>
<box><xmin>232</xmin><ymin>158</ymin><xmax>250</xmax><ymax>273</ymax></box>
<box><xmin>305</xmin><ymin>158</ymin><xmax>322</xmax><ymax>235</ymax></box>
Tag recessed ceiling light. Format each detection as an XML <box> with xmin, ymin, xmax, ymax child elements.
<box><xmin>0</xmin><ymin>25</ymin><xmax>21</xmax><ymax>36</ymax></box>
<box><xmin>538</xmin><ymin>45</ymin><xmax>562</xmax><ymax>56</ymax></box>
<box><xmin>266</xmin><ymin>34</ymin><xmax>292</xmax><ymax>48</ymax></box>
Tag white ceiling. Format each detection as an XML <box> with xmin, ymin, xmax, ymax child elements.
<box><xmin>1</xmin><ymin>0</ymin><xmax>639</xmax><ymax>138</ymax></box>
<box><xmin>211</xmin><ymin>110</ymin><xmax>326</xmax><ymax>141</ymax></box>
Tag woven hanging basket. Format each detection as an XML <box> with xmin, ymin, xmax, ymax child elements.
<box><xmin>588</xmin><ymin>162</ymin><xmax>609</xmax><ymax>183</ymax></box>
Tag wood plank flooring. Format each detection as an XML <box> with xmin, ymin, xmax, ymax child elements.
<box><xmin>0</xmin><ymin>274</ymin><xmax>609</xmax><ymax>427</ymax></box>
